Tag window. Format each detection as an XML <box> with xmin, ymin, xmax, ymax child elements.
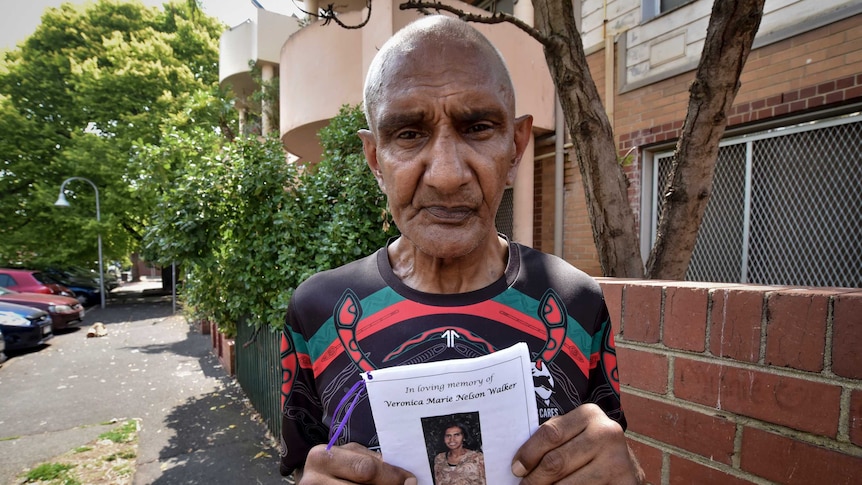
<box><xmin>643</xmin><ymin>112</ymin><xmax>862</xmax><ymax>288</ymax></box>
<box><xmin>472</xmin><ymin>0</ymin><xmax>515</xmax><ymax>16</ymax></box>
<box><xmin>0</xmin><ymin>274</ymin><xmax>15</xmax><ymax>287</ymax></box>
<box><xmin>661</xmin><ymin>0</ymin><xmax>692</xmax><ymax>12</ymax></box>
<box><xmin>642</xmin><ymin>0</ymin><xmax>696</xmax><ymax>21</ymax></box>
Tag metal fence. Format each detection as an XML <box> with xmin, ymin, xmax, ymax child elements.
<box><xmin>236</xmin><ymin>320</ymin><xmax>282</xmax><ymax>438</ymax></box>
<box><xmin>651</xmin><ymin>112</ymin><xmax>861</xmax><ymax>288</ymax></box>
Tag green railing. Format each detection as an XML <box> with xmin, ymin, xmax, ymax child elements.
<box><xmin>236</xmin><ymin>319</ymin><xmax>282</xmax><ymax>439</ymax></box>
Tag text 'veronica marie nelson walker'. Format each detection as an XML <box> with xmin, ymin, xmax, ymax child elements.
<box><xmin>383</xmin><ymin>374</ymin><xmax>518</xmax><ymax>407</ymax></box>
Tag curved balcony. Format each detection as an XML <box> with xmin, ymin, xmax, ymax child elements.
<box><xmin>219</xmin><ymin>10</ymin><xmax>301</xmax><ymax>101</ymax></box>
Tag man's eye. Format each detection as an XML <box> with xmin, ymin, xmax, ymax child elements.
<box><xmin>466</xmin><ymin>123</ymin><xmax>493</xmax><ymax>134</ymax></box>
<box><xmin>396</xmin><ymin>130</ymin><xmax>420</xmax><ymax>140</ymax></box>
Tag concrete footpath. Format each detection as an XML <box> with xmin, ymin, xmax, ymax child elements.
<box><xmin>0</xmin><ymin>279</ymin><xmax>291</xmax><ymax>484</ymax></box>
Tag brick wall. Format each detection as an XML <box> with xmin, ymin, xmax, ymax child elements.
<box><xmin>597</xmin><ymin>279</ymin><xmax>862</xmax><ymax>484</ymax></box>
<box><xmin>616</xmin><ymin>13</ymin><xmax>862</xmax><ymax>149</ymax></box>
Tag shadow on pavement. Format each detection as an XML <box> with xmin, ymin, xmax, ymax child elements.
<box><xmin>86</xmin><ymin>297</ymin><xmax>176</xmax><ymax>326</ymax></box>
<box><xmin>148</xmin><ymin>369</ymin><xmax>287</xmax><ymax>484</ymax></box>
<box><xmin>122</xmin><ymin>324</ymin><xmax>226</xmax><ymax>381</ymax></box>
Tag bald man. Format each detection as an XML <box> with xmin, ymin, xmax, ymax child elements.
<box><xmin>280</xmin><ymin>15</ymin><xmax>643</xmax><ymax>484</ymax></box>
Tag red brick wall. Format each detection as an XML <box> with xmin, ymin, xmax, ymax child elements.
<box><xmin>598</xmin><ymin>279</ymin><xmax>862</xmax><ymax>484</ymax></box>
<box><xmin>562</xmin><ymin>154</ymin><xmax>602</xmax><ymax>276</ymax></box>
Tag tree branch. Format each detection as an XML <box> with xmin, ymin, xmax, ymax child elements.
<box><xmin>295</xmin><ymin>0</ymin><xmax>373</xmax><ymax>29</ymax></box>
<box><xmin>399</xmin><ymin>1</ymin><xmax>551</xmax><ymax>47</ymax></box>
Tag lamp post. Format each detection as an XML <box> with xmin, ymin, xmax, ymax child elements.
<box><xmin>54</xmin><ymin>177</ymin><xmax>106</xmax><ymax>309</ymax></box>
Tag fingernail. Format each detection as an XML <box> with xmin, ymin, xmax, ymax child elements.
<box><xmin>511</xmin><ymin>460</ymin><xmax>527</xmax><ymax>477</ymax></box>
<box><xmin>404</xmin><ymin>478</ymin><xmax>417</xmax><ymax>485</ymax></box>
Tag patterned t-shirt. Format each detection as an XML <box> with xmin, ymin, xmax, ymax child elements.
<box><xmin>279</xmin><ymin>241</ymin><xmax>625</xmax><ymax>476</ymax></box>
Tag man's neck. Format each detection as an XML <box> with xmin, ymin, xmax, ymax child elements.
<box><xmin>388</xmin><ymin>235</ymin><xmax>508</xmax><ymax>294</ymax></box>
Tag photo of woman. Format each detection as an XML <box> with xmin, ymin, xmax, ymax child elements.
<box><xmin>429</xmin><ymin>419</ymin><xmax>486</xmax><ymax>485</ymax></box>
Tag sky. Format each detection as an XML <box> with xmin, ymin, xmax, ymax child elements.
<box><xmin>0</xmin><ymin>0</ymin><xmax>300</xmax><ymax>50</ymax></box>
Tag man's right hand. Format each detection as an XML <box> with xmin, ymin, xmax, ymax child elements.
<box><xmin>296</xmin><ymin>443</ymin><xmax>417</xmax><ymax>484</ymax></box>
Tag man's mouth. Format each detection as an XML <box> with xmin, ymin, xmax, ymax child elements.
<box><xmin>423</xmin><ymin>206</ymin><xmax>473</xmax><ymax>222</ymax></box>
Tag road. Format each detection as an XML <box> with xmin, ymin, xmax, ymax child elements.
<box><xmin>0</xmin><ymin>290</ymin><xmax>288</xmax><ymax>484</ymax></box>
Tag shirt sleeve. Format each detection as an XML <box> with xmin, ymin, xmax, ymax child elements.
<box><xmin>587</xmin><ymin>298</ymin><xmax>627</xmax><ymax>430</ymax></box>
<box><xmin>279</xmin><ymin>302</ymin><xmax>329</xmax><ymax>476</ymax></box>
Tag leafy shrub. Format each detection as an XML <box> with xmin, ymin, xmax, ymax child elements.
<box><xmin>143</xmin><ymin>104</ymin><xmax>397</xmax><ymax>336</ymax></box>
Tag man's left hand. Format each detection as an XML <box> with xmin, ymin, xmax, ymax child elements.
<box><xmin>511</xmin><ymin>403</ymin><xmax>643</xmax><ymax>484</ymax></box>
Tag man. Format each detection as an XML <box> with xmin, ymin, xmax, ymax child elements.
<box><xmin>280</xmin><ymin>15</ymin><xmax>643</xmax><ymax>484</ymax></box>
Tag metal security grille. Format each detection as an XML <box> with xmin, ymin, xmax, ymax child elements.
<box><xmin>651</xmin><ymin>112</ymin><xmax>862</xmax><ymax>288</ymax></box>
<box><xmin>496</xmin><ymin>187</ymin><xmax>514</xmax><ymax>239</ymax></box>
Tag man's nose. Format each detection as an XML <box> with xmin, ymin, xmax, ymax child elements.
<box><xmin>423</xmin><ymin>130</ymin><xmax>472</xmax><ymax>192</ymax></box>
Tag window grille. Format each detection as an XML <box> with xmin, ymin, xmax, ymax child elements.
<box><xmin>471</xmin><ymin>0</ymin><xmax>515</xmax><ymax>15</ymax></box>
<box><xmin>650</xmin><ymin>112</ymin><xmax>862</xmax><ymax>288</ymax></box>
<box><xmin>496</xmin><ymin>187</ymin><xmax>514</xmax><ymax>239</ymax></box>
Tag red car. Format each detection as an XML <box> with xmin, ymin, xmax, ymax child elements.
<box><xmin>0</xmin><ymin>286</ymin><xmax>85</xmax><ymax>331</ymax></box>
<box><xmin>0</xmin><ymin>269</ymin><xmax>76</xmax><ymax>298</ymax></box>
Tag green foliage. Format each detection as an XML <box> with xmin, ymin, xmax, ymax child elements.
<box><xmin>22</xmin><ymin>462</ymin><xmax>77</xmax><ymax>484</ymax></box>
<box><xmin>247</xmin><ymin>60</ymin><xmax>280</xmax><ymax>135</ymax></box>
<box><xmin>0</xmin><ymin>0</ymin><xmax>225</xmax><ymax>268</ymax></box>
<box><xmin>143</xmin><ymin>104</ymin><xmax>397</xmax><ymax>335</ymax></box>
<box><xmin>97</xmin><ymin>420</ymin><xmax>138</xmax><ymax>444</ymax></box>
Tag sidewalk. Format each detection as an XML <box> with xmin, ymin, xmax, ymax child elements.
<box><xmin>0</xmin><ymin>282</ymin><xmax>291</xmax><ymax>484</ymax></box>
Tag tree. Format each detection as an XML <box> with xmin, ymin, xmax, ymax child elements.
<box><xmin>314</xmin><ymin>0</ymin><xmax>765</xmax><ymax>279</ymax></box>
<box><xmin>0</xmin><ymin>0</ymin><xmax>224</xmax><ymax>268</ymax></box>
<box><xmin>142</xmin><ymin>104</ymin><xmax>396</xmax><ymax>332</ymax></box>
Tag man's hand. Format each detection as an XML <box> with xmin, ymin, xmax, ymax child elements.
<box><xmin>511</xmin><ymin>403</ymin><xmax>643</xmax><ymax>484</ymax></box>
<box><xmin>297</xmin><ymin>442</ymin><xmax>417</xmax><ymax>485</ymax></box>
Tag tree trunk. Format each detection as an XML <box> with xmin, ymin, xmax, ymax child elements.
<box><xmin>533</xmin><ymin>0</ymin><xmax>644</xmax><ymax>277</ymax></box>
<box><xmin>645</xmin><ymin>0</ymin><xmax>765</xmax><ymax>279</ymax></box>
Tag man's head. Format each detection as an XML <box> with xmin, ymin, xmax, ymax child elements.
<box><xmin>359</xmin><ymin>16</ymin><xmax>533</xmax><ymax>261</ymax></box>
<box><xmin>363</xmin><ymin>16</ymin><xmax>515</xmax><ymax>132</ymax></box>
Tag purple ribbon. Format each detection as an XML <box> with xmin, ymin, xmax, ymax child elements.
<box><xmin>326</xmin><ymin>376</ymin><xmax>369</xmax><ymax>450</ymax></box>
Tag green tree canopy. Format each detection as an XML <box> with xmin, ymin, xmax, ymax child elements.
<box><xmin>0</xmin><ymin>0</ymin><xmax>225</xmax><ymax>268</ymax></box>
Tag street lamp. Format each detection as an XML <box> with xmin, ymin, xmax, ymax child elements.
<box><xmin>54</xmin><ymin>177</ymin><xmax>106</xmax><ymax>309</ymax></box>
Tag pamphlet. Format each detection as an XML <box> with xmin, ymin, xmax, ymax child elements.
<box><xmin>362</xmin><ymin>342</ymin><xmax>539</xmax><ymax>484</ymax></box>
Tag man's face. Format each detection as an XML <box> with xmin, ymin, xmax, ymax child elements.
<box><xmin>360</xmin><ymin>43</ymin><xmax>532</xmax><ymax>260</ymax></box>
<box><xmin>444</xmin><ymin>426</ymin><xmax>464</xmax><ymax>450</ymax></box>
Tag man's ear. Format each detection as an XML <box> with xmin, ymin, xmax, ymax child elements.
<box><xmin>507</xmin><ymin>114</ymin><xmax>534</xmax><ymax>185</ymax></box>
<box><xmin>358</xmin><ymin>129</ymin><xmax>385</xmax><ymax>192</ymax></box>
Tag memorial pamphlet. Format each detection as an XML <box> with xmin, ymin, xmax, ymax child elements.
<box><xmin>362</xmin><ymin>342</ymin><xmax>539</xmax><ymax>484</ymax></box>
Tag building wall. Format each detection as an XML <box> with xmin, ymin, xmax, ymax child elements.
<box><xmin>599</xmin><ymin>278</ymin><xmax>862</xmax><ymax>484</ymax></box>
<box><xmin>616</xmin><ymin>13</ymin><xmax>862</xmax><ymax>154</ymax></box>
<box><xmin>562</xmin><ymin>157</ymin><xmax>603</xmax><ymax>276</ymax></box>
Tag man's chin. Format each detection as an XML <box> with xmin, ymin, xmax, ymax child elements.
<box><xmin>418</xmin><ymin>245</ymin><xmax>476</xmax><ymax>260</ymax></box>
<box><xmin>396</xmin><ymin>220</ymin><xmax>498</xmax><ymax>259</ymax></box>
<box><xmin>409</xmin><ymin>234</ymin><xmax>482</xmax><ymax>260</ymax></box>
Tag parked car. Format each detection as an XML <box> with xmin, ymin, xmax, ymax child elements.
<box><xmin>52</xmin><ymin>279</ymin><xmax>100</xmax><ymax>307</ymax></box>
<box><xmin>0</xmin><ymin>301</ymin><xmax>53</xmax><ymax>351</ymax></box>
<box><xmin>0</xmin><ymin>286</ymin><xmax>85</xmax><ymax>331</ymax></box>
<box><xmin>0</xmin><ymin>328</ymin><xmax>6</xmax><ymax>365</ymax></box>
<box><xmin>45</xmin><ymin>266</ymin><xmax>119</xmax><ymax>291</ymax></box>
<box><xmin>42</xmin><ymin>267</ymin><xmax>108</xmax><ymax>306</ymax></box>
<box><xmin>0</xmin><ymin>269</ymin><xmax>76</xmax><ymax>298</ymax></box>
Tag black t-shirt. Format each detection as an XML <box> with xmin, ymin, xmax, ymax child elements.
<box><xmin>279</xmin><ymin>241</ymin><xmax>625</xmax><ymax>476</ymax></box>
